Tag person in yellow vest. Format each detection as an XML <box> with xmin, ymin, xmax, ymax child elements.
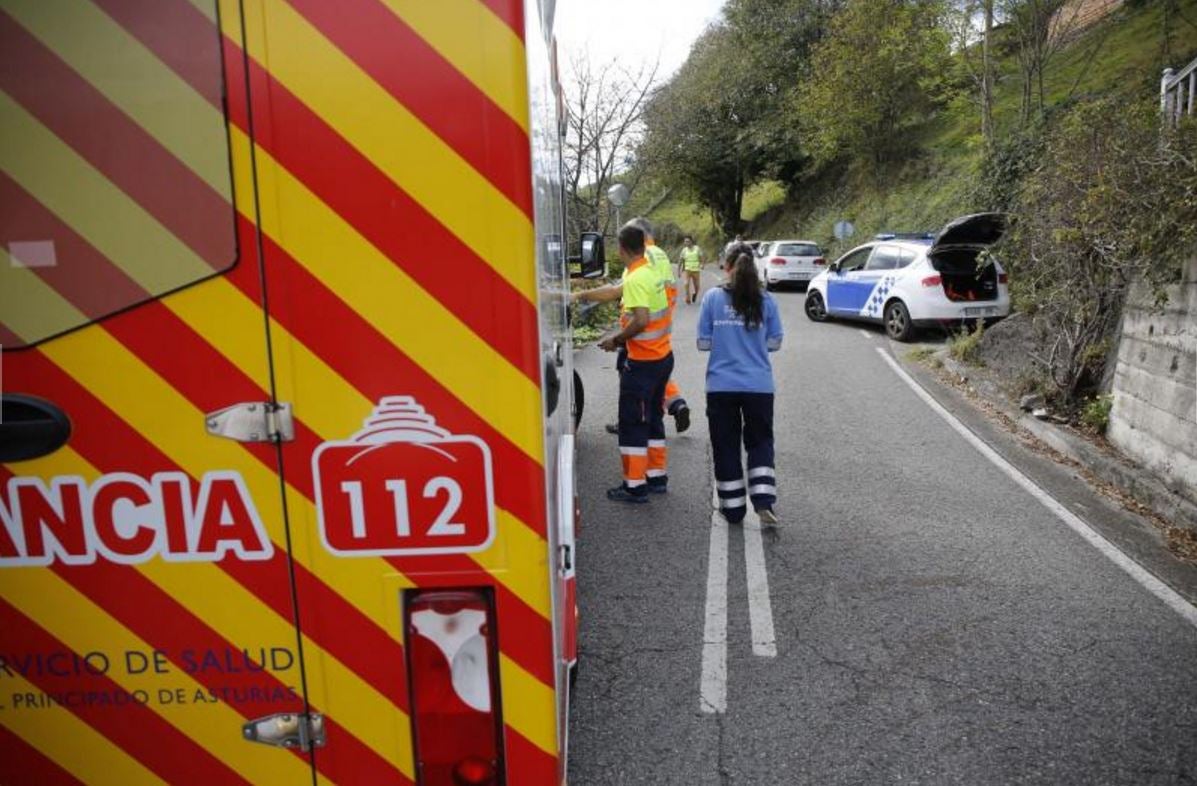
<box><xmin>678</xmin><ymin>235</ymin><xmax>705</xmax><ymax>305</ymax></box>
<box><xmin>585</xmin><ymin>222</ymin><xmax>674</xmax><ymax>501</ymax></box>
<box><xmin>575</xmin><ymin>218</ymin><xmax>691</xmax><ymax>436</ymax></box>
<box><xmin>631</xmin><ymin>218</ymin><xmax>690</xmax><ymax>434</ymax></box>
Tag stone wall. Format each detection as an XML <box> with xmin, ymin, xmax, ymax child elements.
<box><xmin>1108</xmin><ymin>258</ymin><xmax>1197</xmax><ymax>505</ymax></box>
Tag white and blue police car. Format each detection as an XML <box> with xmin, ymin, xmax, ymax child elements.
<box><xmin>804</xmin><ymin>213</ymin><xmax>1010</xmax><ymax>341</ymax></box>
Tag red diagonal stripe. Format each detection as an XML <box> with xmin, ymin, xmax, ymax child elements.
<box><xmin>0</xmin><ymin>594</ymin><xmax>250</xmax><ymax>786</ymax></box>
<box><xmin>226</xmin><ymin>37</ymin><xmax>543</xmax><ymax>385</ymax></box>
<box><xmin>0</xmin><ymin>11</ymin><xmax>234</xmax><ymax>270</ymax></box>
<box><xmin>286</xmin><ymin>0</ymin><xmax>534</xmax><ymax>216</ymax></box>
<box><xmin>88</xmin><ymin>0</ymin><xmax>224</xmax><ymax>108</ymax></box>
<box><xmin>0</xmin><ymin>174</ymin><xmax>148</xmax><ymax>324</ymax></box>
<box><xmin>481</xmin><ymin>0</ymin><xmax>526</xmax><ymax>39</ymax></box>
<box><xmin>505</xmin><ymin>725</ymin><xmax>559</xmax><ymax>785</ymax></box>
<box><xmin>0</xmin><ymin>722</ymin><xmax>85</xmax><ymax>786</ymax></box>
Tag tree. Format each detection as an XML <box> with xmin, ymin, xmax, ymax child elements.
<box><xmin>640</xmin><ymin>25</ymin><xmax>768</xmax><ymax>235</ymax></box>
<box><xmin>798</xmin><ymin>0</ymin><xmax>953</xmax><ymax>169</ymax></box>
<box><xmin>1001</xmin><ymin>0</ymin><xmax>1083</xmax><ymax>124</ymax></box>
<box><xmin>562</xmin><ymin>55</ymin><xmax>658</xmax><ymax>243</ymax></box>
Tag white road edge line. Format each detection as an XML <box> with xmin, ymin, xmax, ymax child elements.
<box><xmin>700</xmin><ymin>487</ymin><xmax>729</xmax><ymax>714</ymax></box>
<box><xmin>743</xmin><ymin>513</ymin><xmax>778</xmax><ymax>657</ymax></box>
<box><xmin>858</xmin><ymin>329</ymin><xmax>873</xmax><ymax>339</ymax></box>
<box><xmin>876</xmin><ymin>347</ymin><xmax>1197</xmax><ymax>629</ymax></box>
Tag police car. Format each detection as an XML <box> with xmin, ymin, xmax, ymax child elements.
<box><xmin>804</xmin><ymin>213</ymin><xmax>1010</xmax><ymax>341</ymax></box>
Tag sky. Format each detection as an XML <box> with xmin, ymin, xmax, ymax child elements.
<box><xmin>554</xmin><ymin>0</ymin><xmax>727</xmax><ymax>84</ymax></box>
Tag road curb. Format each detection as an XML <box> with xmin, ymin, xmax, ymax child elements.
<box><xmin>934</xmin><ymin>352</ymin><xmax>1197</xmax><ymax>534</ymax></box>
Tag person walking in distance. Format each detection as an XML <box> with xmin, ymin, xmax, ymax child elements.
<box><xmin>697</xmin><ymin>242</ymin><xmax>783</xmax><ymax>525</ymax></box>
<box><xmin>678</xmin><ymin>235</ymin><xmax>704</xmax><ymax>305</ymax></box>
<box><xmin>597</xmin><ymin>223</ymin><xmax>674</xmax><ymax>503</ymax></box>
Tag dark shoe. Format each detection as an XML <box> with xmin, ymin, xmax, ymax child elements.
<box><xmin>757</xmin><ymin>508</ymin><xmax>779</xmax><ymax>526</ymax></box>
<box><xmin>673</xmin><ymin>404</ymin><xmax>691</xmax><ymax>433</ymax></box>
<box><xmin>718</xmin><ymin>508</ymin><xmax>746</xmax><ymax>525</ymax></box>
<box><xmin>646</xmin><ymin>478</ymin><xmax>668</xmax><ymax>494</ymax></box>
<box><xmin>605</xmin><ymin>422</ymin><xmax>619</xmax><ymax>435</ymax></box>
<box><xmin>607</xmin><ymin>485</ymin><xmax>649</xmax><ymax>504</ymax></box>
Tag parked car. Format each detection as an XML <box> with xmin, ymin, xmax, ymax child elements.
<box><xmin>755</xmin><ymin>239</ymin><xmax>826</xmax><ymax>290</ymax></box>
<box><xmin>803</xmin><ymin>213</ymin><xmax>1009</xmax><ymax>341</ymax></box>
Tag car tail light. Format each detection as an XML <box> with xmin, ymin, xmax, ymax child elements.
<box><xmin>405</xmin><ymin>589</ymin><xmax>505</xmax><ymax>786</ymax></box>
<box><xmin>998</xmin><ymin>272</ymin><xmax>1008</xmax><ymax>284</ymax></box>
<box><xmin>769</xmin><ymin>257</ymin><xmax>786</xmax><ymax>266</ymax></box>
<box><xmin>813</xmin><ymin>257</ymin><xmax>826</xmax><ymax>266</ymax></box>
<box><xmin>921</xmin><ymin>275</ymin><xmax>942</xmax><ymax>288</ymax></box>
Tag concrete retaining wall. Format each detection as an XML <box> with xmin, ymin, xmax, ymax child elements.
<box><xmin>1108</xmin><ymin>259</ymin><xmax>1197</xmax><ymax>506</ymax></box>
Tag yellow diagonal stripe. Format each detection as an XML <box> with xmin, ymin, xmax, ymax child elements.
<box><xmin>379</xmin><ymin>0</ymin><xmax>530</xmax><ymax>131</ymax></box>
<box><xmin>229</xmin><ymin>0</ymin><xmax>537</xmax><ymax>302</ymax></box>
<box><xmin>499</xmin><ymin>655</ymin><xmax>559</xmax><ymax>756</ymax></box>
<box><xmin>4</xmin><ymin>0</ymin><xmax>232</xmax><ymax>200</ymax></box>
<box><xmin>229</xmin><ymin>128</ymin><xmax>546</xmax><ymax>465</ymax></box>
<box><xmin>0</xmin><ymin>673</ymin><xmax>165</xmax><ymax>786</ymax></box>
<box><xmin>0</xmin><ymin>93</ymin><xmax>211</xmax><ymax>288</ymax></box>
<box><xmin>0</xmin><ymin>522</ymin><xmax>328</xmax><ymax>785</ymax></box>
<box><xmin>0</xmin><ymin>249</ymin><xmax>80</xmax><ymax>347</ymax></box>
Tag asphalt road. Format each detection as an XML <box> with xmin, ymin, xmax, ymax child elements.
<box><xmin>566</xmin><ymin>271</ymin><xmax>1197</xmax><ymax>785</ymax></box>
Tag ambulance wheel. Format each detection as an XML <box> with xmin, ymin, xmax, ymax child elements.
<box><xmin>884</xmin><ymin>299</ymin><xmax>915</xmax><ymax>342</ymax></box>
<box><xmin>572</xmin><ymin>370</ymin><xmax>585</xmax><ymax>429</ymax></box>
<box><xmin>804</xmin><ymin>291</ymin><xmax>828</xmax><ymax>322</ymax></box>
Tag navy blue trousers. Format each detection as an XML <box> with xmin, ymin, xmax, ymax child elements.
<box><xmin>706</xmin><ymin>392</ymin><xmax>776</xmax><ymax>523</ymax></box>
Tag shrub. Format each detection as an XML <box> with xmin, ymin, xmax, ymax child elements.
<box><xmin>1000</xmin><ymin>98</ymin><xmax>1197</xmax><ymax>404</ymax></box>
<box><xmin>1079</xmin><ymin>394</ymin><xmax>1114</xmax><ymax>433</ymax></box>
<box><xmin>948</xmin><ymin>320</ymin><xmax>986</xmax><ymax>364</ymax></box>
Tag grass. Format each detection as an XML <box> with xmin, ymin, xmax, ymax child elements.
<box><xmin>948</xmin><ymin>320</ymin><xmax>987</xmax><ymax>365</ymax></box>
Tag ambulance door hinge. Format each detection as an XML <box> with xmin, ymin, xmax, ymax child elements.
<box><xmin>205</xmin><ymin>402</ymin><xmax>295</xmax><ymax>443</ymax></box>
<box><xmin>242</xmin><ymin>712</ymin><xmax>326</xmax><ymax>750</ymax></box>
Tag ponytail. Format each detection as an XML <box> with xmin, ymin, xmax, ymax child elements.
<box><xmin>723</xmin><ymin>243</ymin><xmax>764</xmax><ymax>329</ymax></box>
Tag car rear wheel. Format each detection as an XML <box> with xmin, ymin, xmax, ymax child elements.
<box><xmin>805</xmin><ymin>290</ymin><xmax>828</xmax><ymax>322</ymax></box>
<box><xmin>884</xmin><ymin>300</ymin><xmax>915</xmax><ymax>341</ymax></box>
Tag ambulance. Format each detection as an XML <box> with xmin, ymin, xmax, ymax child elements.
<box><xmin>0</xmin><ymin>0</ymin><xmax>601</xmax><ymax>783</ymax></box>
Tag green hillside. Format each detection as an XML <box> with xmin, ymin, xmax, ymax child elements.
<box><xmin>643</xmin><ymin>0</ymin><xmax>1197</xmax><ymax>259</ymax></box>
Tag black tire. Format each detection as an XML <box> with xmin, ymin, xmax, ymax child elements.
<box><xmin>804</xmin><ymin>290</ymin><xmax>828</xmax><ymax>322</ymax></box>
<box><xmin>884</xmin><ymin>299</ymin><xmax>915</xmax><ymax>342</ymax></box>
<box><xmin>572</xmin><ymin>370</ymin><xmax>584</xmax><ymax>430</ymax></box>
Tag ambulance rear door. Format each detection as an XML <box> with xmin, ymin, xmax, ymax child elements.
<box><xmin>0</xmin><ymin>1</ymin><xmax>316</xmax><ymax>783</ymax></box>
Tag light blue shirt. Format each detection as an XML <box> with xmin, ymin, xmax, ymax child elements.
<box><xmin>697</xmin><ymin>287</ymin><xmax>783</xmax><ymax>393</ymax></box>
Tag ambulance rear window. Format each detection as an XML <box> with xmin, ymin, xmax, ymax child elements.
<box><xmin>0</xmin><ymin>1</ymin><xmax>236</xmax><ymax>350</ymax></box>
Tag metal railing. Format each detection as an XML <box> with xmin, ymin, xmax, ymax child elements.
<box><xmin>1161</xmin><ymin>57</ymin><xmax>1197</xmax><ymax>128</ymax></box>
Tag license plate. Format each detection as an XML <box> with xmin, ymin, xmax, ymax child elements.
<box><xmin>792</xmin><ymin>271</ymin><xmax>812</xmax><ymax>279</ymax></box>
<box><xmin>963</xmin><ymin>307</ymin><xmax>997</xmax><ymax>316</ymax></box>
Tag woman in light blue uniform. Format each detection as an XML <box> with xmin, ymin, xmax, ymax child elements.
<box><xmin>697</xmin><ymin>243</ymin><xmax>784</xmax><ymax>525</ymax></box>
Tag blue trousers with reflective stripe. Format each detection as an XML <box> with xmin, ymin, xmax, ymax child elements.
<box><xmin>706</xmin><ymin>392</ymin><xmax>775</xmax><ymax>522</ymax></box>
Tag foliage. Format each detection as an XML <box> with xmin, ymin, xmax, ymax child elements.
<box><xmin>640</xmin><ymin>26</ymin><xmax>765</xmax><ymax>235</ymax></box>
<box><xmin>948</xmin><ymin>320</ymin><xmax>986</xmax><ymax>364</ymax></box>
<box><xmin>1001</xmin><ymin>98</ymin><xmax>1197</xmax><ymax>403</ymax></box>
<box><xmin>1079</xmin><ymin>394</ymin><xmax>1114</xmax><ymax>433</ymax></box>
<box><xmin>798</xmin><ymin>0</ymin><xmax>955</xmax><ymax>170</ymax></box>
<box><xmin>562</xmin><ymin>56</ymin><xmax>658</xmax><ymax>244</ymax></box>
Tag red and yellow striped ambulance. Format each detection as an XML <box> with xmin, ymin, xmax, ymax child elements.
<box><xmin>0</xmin><ymin>0</ymin><xmax>591</xmax><ymax>783</ymax></box>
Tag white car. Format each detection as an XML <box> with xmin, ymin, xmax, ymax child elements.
<box><xmin>755</xmin><ymin>239</ymin><xmax>826</xmax><ymax>290</ymax></box>
<box><xmin>803</xmin><ymin>213</ymin><xmax>1010</xmax><ymax>341</ymax></box>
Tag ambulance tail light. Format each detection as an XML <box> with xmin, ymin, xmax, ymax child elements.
<box><xmin>769</xmin><ymin>257</ymin><xmax>786</xmax><ymax>266</ymax></box>
<box><xmin>921</xmin><ymin>275</ymin><xmax>942</xmax><ymax>288</ymax></box>
<box><xmin>405</xmin><ymin>589</ymin><xmax>505</xmax><ymax>786</ymax></box>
